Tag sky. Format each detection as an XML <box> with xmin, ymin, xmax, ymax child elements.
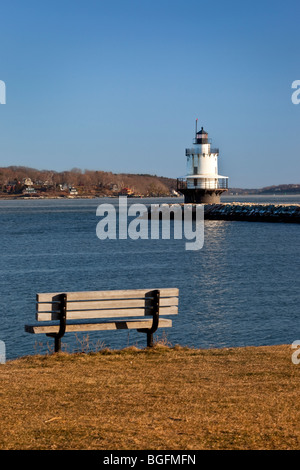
<box><xmin>0</xmin><ymin>0</ymin><xmax>299</xmax><ymax>188</ymax></box>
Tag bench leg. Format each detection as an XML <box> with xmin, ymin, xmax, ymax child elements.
<box><xmin>137</xmin><ymin>290</ymin><xmax>160</xmax><ymax>348</ymax></box>
<box><xmin>46</xmin><ymin>293</ymin><xmax>67</xmax><ymax>353</ymax></box>
<box><xmin>147</xmin><ymin>332</ymin><xmax>153</xmax><ymax>348</ymax></box>
<box><xmin>54</xmin><ymin>337</ymin><xmax>61</xmax><ymax>353</ymax></box>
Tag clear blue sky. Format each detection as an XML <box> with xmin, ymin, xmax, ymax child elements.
<box><xmin>0</xmin><ymin>0</ymin><xmax>299</xmax><ymax>188</ymax></box>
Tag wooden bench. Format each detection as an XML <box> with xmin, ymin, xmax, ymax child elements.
<box><xmin>25</xmin><ymin>288</ymin><xmax>179</xmax><ymax>352</ymax></box>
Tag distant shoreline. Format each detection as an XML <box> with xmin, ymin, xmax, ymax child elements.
<box><xmin>1</xmin><ymin>193</ymin><xmax>300</xmax><ymax>201</ymax></box>
<box><xmin>1</xmin><ymin>165</ymin><xmax>300</xmax><ymax>200</ymax></box>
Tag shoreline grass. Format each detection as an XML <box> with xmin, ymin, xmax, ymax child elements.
<box><xmin>0</xmin><ymin>344</ymin><xmax>299</xmax><ymax>450</ymax></box>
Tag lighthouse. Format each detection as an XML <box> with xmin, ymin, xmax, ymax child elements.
<box><xmin>177</xmin><ymin>121</ymin><xmax>228</xmax><ymax>203</ymax></box>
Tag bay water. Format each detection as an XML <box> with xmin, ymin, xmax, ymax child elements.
<box><xmin>0</xmin><ymin>196</ymin><xmax>299</xmax><ymax>360</ymax></box>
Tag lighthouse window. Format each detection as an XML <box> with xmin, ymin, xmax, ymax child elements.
<box><xmin>193</xmin><ymin>166</ymin><xmax>198</xmax><ymax>175</ymax></box>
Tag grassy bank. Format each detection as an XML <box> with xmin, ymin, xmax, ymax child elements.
<box><xmin>0</xmin><ymin>344</ymin><xmax>299</xmax><ymax>450</ymax></box>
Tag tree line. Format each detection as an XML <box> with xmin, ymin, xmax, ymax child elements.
<box><xmin>0</xmin><ymin>166</ymin><xmax>178</xmax><ymax>197</ymax></box>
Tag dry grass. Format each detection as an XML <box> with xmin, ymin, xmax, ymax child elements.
<box><xmin>0</xmin><ymin>344</ymin><xmax>299</xmax><ymax>450</ymax></box>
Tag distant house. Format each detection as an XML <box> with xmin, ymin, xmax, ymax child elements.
<box><xmin>43</xmin><ymin>180</ymin><xmax>53</xmax><ymax>187</ymax></box>
<box><xmin>119</xmin><ymin>187</ymin><xmax>134</xmax><ymax>196</ymax></box>
<box><xmin>69</xmin><ymin>187</ymin><xmax>78</xmax><ymax>195</ymax></box>
<box><xmin>22</xmin><ymin>178</ymin><xmax>33</xmax><ymax>187</ymax></box>
<box><xmin>5</xmin><ymin>180</ymin><xmax>22</xmax><ymax>193</ymax></box>
<box><xmin>6</xmin><ymin>180</ymin><xmax>18</xmax><ymax>192</ymax></box>
<box><xmin>110</xmin><ymin>183</ymin><xmax>119</xmax><ymax>192</ymax></box>
<box><xmin>23</xmin><ymin>187</ymin><xmax>36</xmax><ymax>195</ymax></box>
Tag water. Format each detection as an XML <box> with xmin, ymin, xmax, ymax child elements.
<box><xmin>0</xmin><ymin>196</ymin><xmax>299</xmax><ymax>360</ymax></box>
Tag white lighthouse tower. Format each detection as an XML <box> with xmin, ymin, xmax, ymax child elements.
<box><xmin>177</xmin><ymin>121</ymin><xmax>228</xmax><ymax>203</ymax></box>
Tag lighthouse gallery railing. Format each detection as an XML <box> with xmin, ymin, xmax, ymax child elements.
<box><xmin>185</xmin><ymin>148</ymin><xmax>219</xmax><ymax>156</ymax></box>
<box><xmin>177</xmin><ymin>178</ymin><xmax>228</xmax><ymax>191</ymax></box>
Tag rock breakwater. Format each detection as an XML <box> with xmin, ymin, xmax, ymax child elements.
<box><xmin>147</xmin><ymin>203</ymin><xmax>300</xmax><ymax>223</ymax></box>
<box><xmin>204</xmin><ymin>203</ymin><xmax>300</xmax><ymax>223</ymax></box>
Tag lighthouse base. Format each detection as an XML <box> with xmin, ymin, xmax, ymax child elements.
<box><xmin>180</xmin><ymin>189</ymin><xmax>227</xmax><ymax>204</ymax></box>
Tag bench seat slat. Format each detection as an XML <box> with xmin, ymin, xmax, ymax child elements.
<box><xmin>37</xmin><ymin>296</ymin><xmax>179</xmax><ymax>313</ymax></box>
<box><xmin>25</xmin><ymin>318</ymin><xmax>173</xmax><ymax>334</ymax></box>
<box><xmin>36</xmin><ymin>305</ymin><xmax>178</xmax><ymax>322</ymax></box>
<box><xmin>36</xmin><ymin>288</ymin><xmax>179</xmax><ymax>303</ymax></box>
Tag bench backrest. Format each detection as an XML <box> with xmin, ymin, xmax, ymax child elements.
<box><xmin>36</xmin><ymin>288</ymin><xmax>179</xmax><ymax>322</ymax></box>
